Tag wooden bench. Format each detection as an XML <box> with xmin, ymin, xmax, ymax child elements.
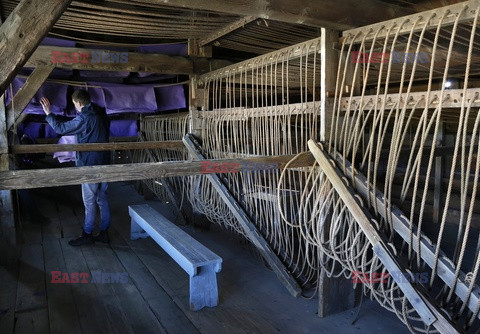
<box><xmin>128</xmin><ymin>204</ymin><xmax>222</xmax><ymax>311</ymax></box>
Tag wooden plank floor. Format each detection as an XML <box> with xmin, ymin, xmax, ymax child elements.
<box><xmin>0</xmin><ymin>181</ymin><xmax>410</xmax><ymax>334</ymax></box>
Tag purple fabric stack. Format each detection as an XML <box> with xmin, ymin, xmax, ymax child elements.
<box><xmin>7</xmin><ymin>38</ymin><xmax>188</xmax><ymax>142</ymax></box>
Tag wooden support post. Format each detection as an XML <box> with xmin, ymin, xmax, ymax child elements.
<box><xmin>433</xmin><ymin>121</ymin><xmax>444</xmax><ymax>224</ymax></box>
<box><xmin>318</xmin><ymin>268</ymin><xmax>357</xmax><ymax>318</ymax></box>
<box><xmin>0</xmin><ymin>0</ymin><xmax>73</xmax><ymax>93</ymax></box>
<box><xmin>320</xmin><ymin>28</ymin><xmax>339</xmax><ymax>143</ymax></box>
<box><xmin>0</xmin><ymin>94</ymin><xmax>17</xmax><ymax>264</ymax></box>
<box><xmin>6</xmin><ymin>66</ymin><xmax>54</xmax><ymax>129</ymax></box>
<box><xmin>188</xmin><ymin>76</ymin><xmax>207</xmax><ymax>225</ymax></box>
<box><xmin>188</xmin><ymin>39</ymin><xmax>212</xmax><ymax>58</ymax></box>
<box><xmin>318</xmin><ymin>28</ymin><xmax>356</xmax><ymax>317</ymax></box>
<box><xmin>183</xmin><ymin>134</ymin><xmax>302</xmax><ymax>297</ymax></box>
<box><xmin>308</xmin><ymin>140</ymin><xmax>459</xmax><ymax>333</ymax></box>
<box><xmin>189</xmin><ymin>76</ymin><xmax>205</xmax><ymax>139</ymax></box>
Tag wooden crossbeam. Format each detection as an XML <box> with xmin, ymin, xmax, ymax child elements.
<box><xmin>149</xmin><ymin>0</ymin><xmax>412</xmax><ymax>30</ymax></box>
<box><xmin>198</xmin><ymin>16</ymin><xmax>256</xmax><ymax>46</ymax></box>
<box><xmin>0</xmin><ymin>0</ymin><xmax>73</xmax><ymax>93</ymax></box>
<box><xmin>0</xmin><ymin>153</ymin><xmax>315</xmax><ymax>190</ymax></box>
<box><xmin>308</xmin><ymin>140</ymin><xmax>458</xmax><ymax>333</ymax></box>
<box><xmin>25</xmin><ymin>45</ymin><xmax>193</xmax><ymax>74</ymax></box>
<box><xmin>10</xmin><ymin>140</ymin><xmax>184</xmax><ymax>154</ymax></box>
<box><xmin>6</xmin><ymin>66</ymin><xmax>54</xmax><ymax>130</ymax></box>
<box><xmin>183</xmin><ymin>133</ymin><xmax>302</xmax><ymax>297</ymax></box>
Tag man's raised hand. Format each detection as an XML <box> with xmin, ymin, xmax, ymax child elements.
<box><xmin>40</xmin><ymin>97</ymin><xmax>51</xmax><ymax>115</ymax></box>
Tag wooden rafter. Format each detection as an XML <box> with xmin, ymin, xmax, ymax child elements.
<box><xmin>6</xmin><ymin>66</ymin><xmax>54</xmax><ymax>130</ymax></box>
<box><xmin>26</xmin><ymin>46</ymin><xmax>193</xmax><ymax>74</ymax></box>
<box><xmin>147</xmin><ymin>0</ymin><xmax>412</xmax><ymax>30</ymax></box>
<box><xmin>198</xmin><ymin>16</ymin><xmax>257</xmax><ymax>47</ymax></box>
<box><xmin>0</xmin><ymin>0</ymin><xmax>73</xmax><ymax>93</ymax></box>
<box><xmin>308</xmin><ymin>140</ymin><xmax>459</xmax><ymax>333</ymax></box>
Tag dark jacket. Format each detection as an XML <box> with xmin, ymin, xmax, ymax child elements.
<box><xmin>46</xmin><ymin>103</ymin><xmax>110</xmax><ymax>167</ymax></box>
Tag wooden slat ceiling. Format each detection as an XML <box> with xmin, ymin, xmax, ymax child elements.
<box><xmin>0</xmin><ymin>0</ymin><xmax>464</xmax><ymax>56</ymax></box>
<box><xmin>0</xmin><ymin>0</ymin><xmax>403</xmax><ymax>54</ymax></box>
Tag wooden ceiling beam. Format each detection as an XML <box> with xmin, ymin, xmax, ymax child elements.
<box><xmin>199</xmin><ymin>16</ymin><xmax>257</xmax><ymax>46</ymax></box>
<box><xmin>6</xmin><ymin>66</ymin><xmax>54</xmax><ymax>130</ymax></box>
<box><xmin>25</xmin><ymin>46</ymin><xmax>194</xmax><ymax>74</ymax></box>
<box><xmin>144</xmin><ymin>0</ymin><xmax>413</xmax><ymax>30</ymax></box>
<box><xmin>0</xmin><ymin>0</ymin><xmax>73</xmax><ymax>94</ymax></box>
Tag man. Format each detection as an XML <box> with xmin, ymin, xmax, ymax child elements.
<box><xmin>41</xmin><ymin>90</ymin><xmax>111</xmax><ymax>246</ymax></box>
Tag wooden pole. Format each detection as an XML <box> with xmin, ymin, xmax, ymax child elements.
<box><xmin>6</xmin><ymin>65</ymin><xmax>54</xmax><ymax>129</ymax></box>
<box><xmin>0</xmin><ymin>153</ymin><xmax>315</xmax><ymax>190</ymax></box>
<box><xmin>308</xmin><ymin>140</ymin><xmax>458</xmax><ymax>333</ymax></box>
<box><xmin>0</xmin><ymin>0</ymin><xmax>73</xmax><ymax>93</ymax></box>
<box><xmin>318</xmin><ymin>28</ymin><xmax>357</xmax><ymax>318</ymax></box>
<box><xmin>0</xmin><ymin>93</ymin><xmax>17</xmax><ymax>264</ymax></box>
<box><xmin>10</xmin><ymin>140</ymin><xmax>184</xmax><ymax>154</ymax></box>
<box><xmin>183</xmin><ymin>134</ymin><xmax>302</xmax><ymax>297</ymax></box>
<box><xmin>333</xmin><ymin>151</ymin><xmax>480</xmax><ymax>321</ymax></box>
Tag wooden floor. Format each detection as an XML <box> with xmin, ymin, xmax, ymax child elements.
<box><xmin>0</xmin><ymin>181</ymin><xmax>409</xmax><ymax>334</ymax></box>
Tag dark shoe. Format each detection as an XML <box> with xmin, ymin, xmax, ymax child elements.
<box><xmin>93</xmin><ymin>230</ymin><xmax>109</xmax><ymax>244</ymax></box>
<box><xmin>68</xmin><ymin>231</ymin><xmax>94</xmax><ymax>246</ymax></box>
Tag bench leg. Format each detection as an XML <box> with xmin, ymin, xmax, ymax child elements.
<box><xmin>189</xmin><ymin>264</ymin><xmax>219</xmax><ymax>311</ymax></box>
<box><xmin>130</xmin><ymin>218</ymin><xmax>148</xmax><ymax>240</ymax></box>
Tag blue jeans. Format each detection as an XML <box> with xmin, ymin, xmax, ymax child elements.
<box><xmin>81</xmin><ymin>182</ymin><xmax>110</xmax><ymax>234</ymax></box>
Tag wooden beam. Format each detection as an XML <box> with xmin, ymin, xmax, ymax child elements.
<box><xmin>0</xmin><ymin>153</ymin><xmax>315</xmax><ymax>190</ymax></box>
<box><xmin>0</xmin><ymin>95</ymin><xmax>7</xmax><ymax>157</ymax></box>
<box><xmin>149</xmin><ymin>0</ymin><xmax>412</xmax><ymax>30</ymax></box>
<box><xmin>198</xmin><ymin>16</ymin><xmax>256</xmax><ymax>46</ymax></box>
<box><xmin>308</xmin><ymin>140</ymin><xmax>458</xmax><ymax>333</ymax></box>
<box><xmin>10</xmin><ymin>140</ymin><xmax>184</xmax><ymax>155</ymax></box>
<box><xmin>6</xmin><ymin>66</ymin><xmax>54</xmax><ymax>129</ymax></box>
<box><xmin>433</xmin><ymin>121</ymin><xmax>444</xmax><ymax>224</ymax></box>
<box><xmin>0</xmin><ymin>0</ymin><xmax>73</xmax><ymax>93</ymax></box>
<box><xmin>320</xmin><ymin>28</ymin><xmax>339</xmax><ymax>142</ymax></box>
<box><xmin>187</xmin><ymin>39</ymin><xmax>212</xmax><ymax>58</ymax></box>
<box><xmin>183</xmin><ymin>134</ymin><xmax>302</xmax><ymax>297</ymax></box>
<box><xmin>35</xmin><ymin>136</ymin><xmax>138</xmax><ymax>144</ymax></box>
<box><xmin>333</xmin><ymin>151</ymin><xmax>480</xmax><ymax>321</ymax></box>
<box><xmin>25</xmin><ymin>46</ymin><xmax>193</xmax><ymax>74</ymax></box>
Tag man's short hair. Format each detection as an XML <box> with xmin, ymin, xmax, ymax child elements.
<box><xmin>72</xmin><ymin>89</ymin><xmax>91</xmax><ymax>106</ymax></box>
